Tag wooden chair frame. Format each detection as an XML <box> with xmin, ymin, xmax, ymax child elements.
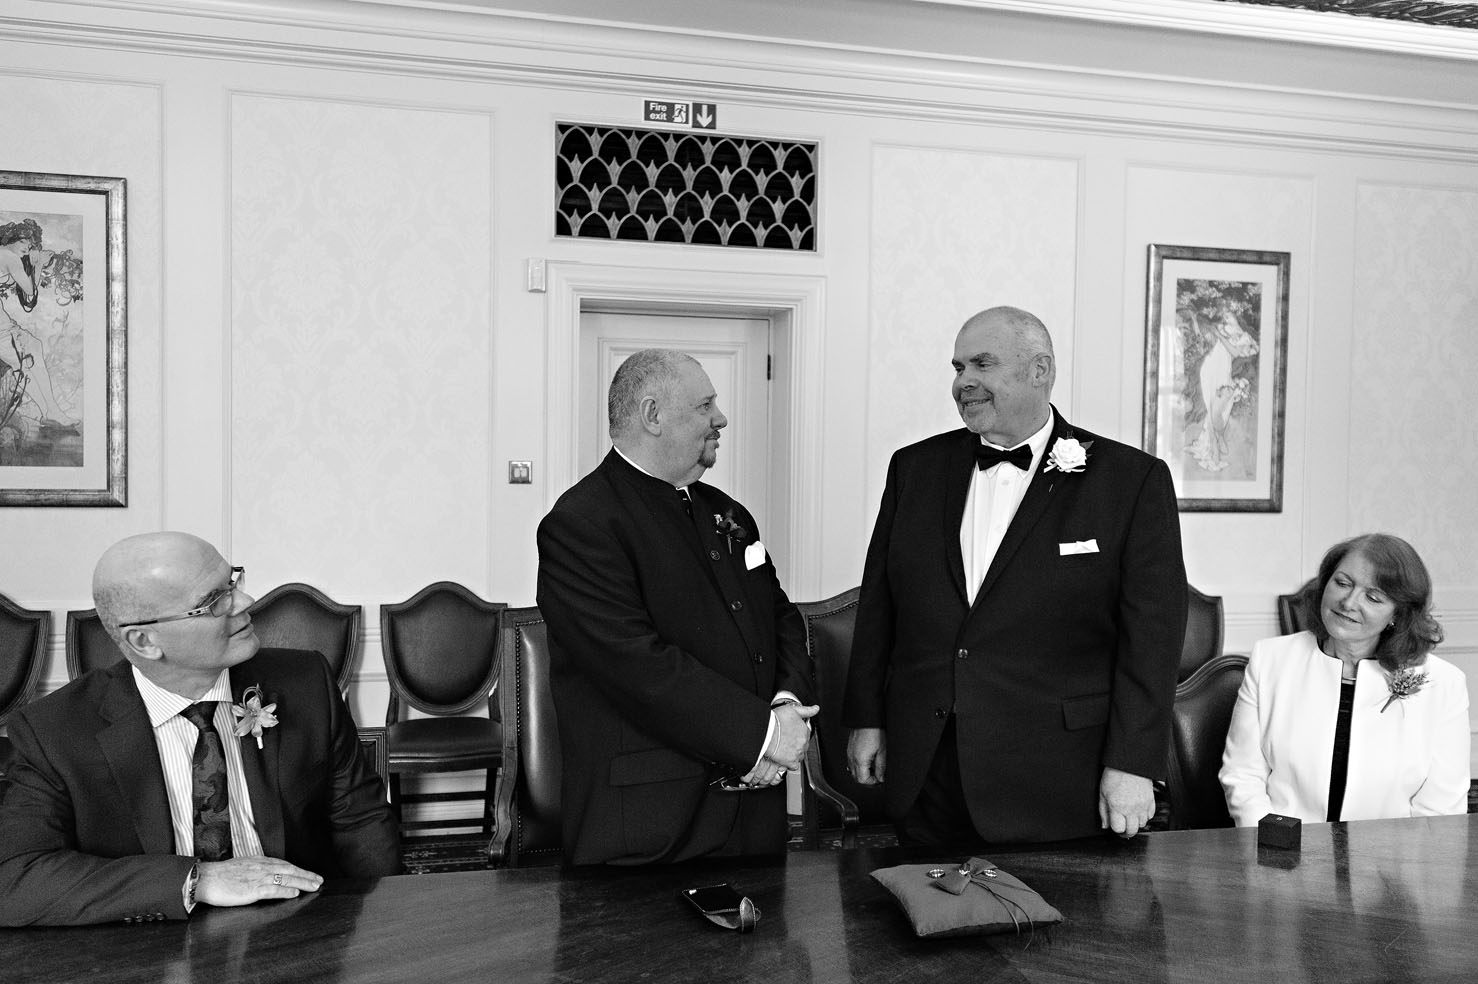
<box><xmin>248</xmin><ymin>581</ymin><xmax>363</xmax><ymax>694</ymax></box>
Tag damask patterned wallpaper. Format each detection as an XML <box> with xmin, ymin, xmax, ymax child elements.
<box><xmin>1351</xmin><ymin>183</ymin><xmax>1478</xmax><ymax>585</ymax></box>
<box><xmin>230</xmin><ymin>95</ymin><xmax>494</xmax><ymax>593</ymax></box>
<box><xmin>866</xmin><ymin>145</ymin><xmax>1079</xmax><ymax>511</ymax></box>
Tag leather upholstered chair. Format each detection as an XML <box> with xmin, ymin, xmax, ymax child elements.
<box><xmin>65</xmin><ymin>608</ymin><xmax>124</xmax><ymax>680</ymax></box>
<box><xmin>356</xmin><ymin>726</ymin><xmax>390</xmax><ymax>792</ymax></box>
<box><xmin>1277</xmin><ymin>579</ymin><xmax>1318</xmax><ymax>636</ymax></box>
<box><xmin>488</xmin><ymin>606</ymin><xmax>562</xmax><ymax>868</ymax></box>
<box><xmin>1</xmin><ymin>593</ymin><xmax>51</xmax><ymax>801</ymax></box>
<box><xmin>795</xmin><ymin>587</ymin><xmax>890</xmax><ymax>849</ymax></box>
<box><xmin>380</xmin><ymin>582</ymin><xmax>506</xmax><ymax>835</ymax></box>
<box><xmin>1164</xmin><ymin>653</ymin><xmax>1247</xmax><ymax>830</ymax></box>
<box><xmin>248</xmin><ymin>582</ymin><xmax>362</xmax><ymax>694</ymax></box>
<box><xmin>1178</xmin><ymin>584</ymin><xmax>1225</xmax><ymax>683</ymax></box>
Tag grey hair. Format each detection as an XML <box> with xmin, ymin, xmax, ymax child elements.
<box><xmin>968</xmin><ymin>305</ymin><xmax>1056</xmax><ymax>390</ymax></box>
<box><xmin>607</xmin><ymin>349</ymin><xmax>696</xmax><ymax>437</ymax></box>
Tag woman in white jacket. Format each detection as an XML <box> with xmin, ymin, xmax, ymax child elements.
<box><xmin>1221</xmin><ymin>533</ymin><xmax>1470</xmax><ymax>826</ymax></box>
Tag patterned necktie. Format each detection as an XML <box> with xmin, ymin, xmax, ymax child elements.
<box><xmin>181</xmin><ymin>702</ymin><xmax>233</xmax><ymax>862</ymax></box>
<box><xmin>974</xmin><ymin>443</ymin><xmax>1033</xmax><ymax>471</ymax></box>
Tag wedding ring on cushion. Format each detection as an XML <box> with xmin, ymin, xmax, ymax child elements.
<box><xmin>927</xmin><ymin>869</ymin><xmax>947</xmax><ymax>879</ymax></box>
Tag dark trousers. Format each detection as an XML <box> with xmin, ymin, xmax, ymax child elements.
<box><xmin>896</xmin><ymin>715</ymin><xmax>990</xmax><ymax>849</ymax></box>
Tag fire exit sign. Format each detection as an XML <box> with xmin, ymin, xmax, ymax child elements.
<box><xmin>643</xmin><ymin>100</ymin><xmax>717</xmax><ymax>129</ymax></box>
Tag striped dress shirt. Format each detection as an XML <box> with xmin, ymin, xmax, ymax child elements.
<box><xmin>131</xmin><ymin>666</ymin><xmax>265</xmax><ymax>859</ymax></box>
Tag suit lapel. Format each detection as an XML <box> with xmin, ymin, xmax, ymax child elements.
<box><xmin>973</xmin><ymin>408</ymin><xmax>1073</xmax><ymax>608</ymax></box>
<box><xmin>230</xmin><ymin>664</ymin><xmax>285</xmax><ymax>858</ymax></box>
<box><xmin>97</xmin><ymin>665</ymin><xmax>175</xmax><ymax>856</ymax></box>
<box><xmin>942</xmin><ymin>431</ymin><xmax>977</xmax><ymax>605</ymax></box>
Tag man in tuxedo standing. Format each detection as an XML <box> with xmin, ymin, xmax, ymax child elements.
<box><xmin>843</xmin><ymin>306</ymin><xmax>1186</xmax><ymax>845</ymax></box>
<box><xmin>0</xmin><ymin>532</ymin><xmax>399</xmax><ymax>926</ymax></box>
<box><xmin>537</xmin><ymin>349</ymin><xmax>818</xmax><ymax>865</ymax></box>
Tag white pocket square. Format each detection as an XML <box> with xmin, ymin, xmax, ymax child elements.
<box><xmin>1059</xmin><ymin>539</ymin><xmax>1099</xmax><ymax>556</ymax></box>
<box><xmin>744</xmin><ymin>540</ymin><xmax>767</xmax><ymax>570</ymax></box>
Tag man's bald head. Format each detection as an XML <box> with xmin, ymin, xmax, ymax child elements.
<box><xmin>92</xmin><ymin>532</ymin><xmax>221</xmax><ymax>641</ymax></box>
<box><xmin>91</xmin><ymin>531</ymin><xmax>259</xmax><ymax>697</ymax></box>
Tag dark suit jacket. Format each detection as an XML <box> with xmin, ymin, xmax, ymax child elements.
<box><xmin>842</xmin><ymin>409</ymin><xmax>1187</xmax><ymax>842</ymax></box>
<box><xmin>0</xmin><ymin>648</ymin><xmax>399</xmax><ymax>926</ymax></box>
<box><xmin>536</xmin><ymin>450</ymin><xmax>812</xmax><ymax>865</ymax></box>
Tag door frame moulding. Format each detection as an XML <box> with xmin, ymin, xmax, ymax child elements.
<box><xmin>545</xmin><ymin>261</ymin><xmax>826</xmax><ymax>599</ymax></box>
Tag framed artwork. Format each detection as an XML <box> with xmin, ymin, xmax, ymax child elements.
<box><xmin>0</xmin><ymin>170</ymin><xmax>126</xmax><ymax>506</ymax></box>
<box><xmin>1143</xmin><ymin>244</ymin><xmax>1289</xmax><ymax>512</ymax></box>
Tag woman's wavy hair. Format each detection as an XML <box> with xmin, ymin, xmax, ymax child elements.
<box><xmin>1300</xmin><ymin>533</ymin><xmax>1444</xmax><ymax>671</ymax></box>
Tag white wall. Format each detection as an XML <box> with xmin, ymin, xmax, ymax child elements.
<box><xmin>2</xmin><ymin>0</ymin><xmax>1476</xmax><ymax>750</ymax></box>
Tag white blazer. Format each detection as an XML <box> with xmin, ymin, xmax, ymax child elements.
<box><xmin>1220</xmin><ymin>631</ymin><xmax>1471</xmax><ymax>827</ymax></box>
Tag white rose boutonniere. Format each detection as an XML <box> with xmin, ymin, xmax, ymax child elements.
<box><xmin>1044</xmin><ymin>437</ymin><xmax>1092</xmax><ymax>474</ymax></box>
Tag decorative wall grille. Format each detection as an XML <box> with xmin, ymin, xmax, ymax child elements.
<box><xmin>1227</xmin><ymin>0</ymin><xmax>1478</xmax><ymax>28</ymax></box>
<box><xmin>555</xmin><ymin>123</ymin><xmax>817</xmax><ymax>251</ymax></box>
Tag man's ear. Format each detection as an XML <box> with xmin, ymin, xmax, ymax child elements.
<box><xmin>121</xmin><ymin>626</ymin><xmax>164</xmax><ymax>662</ymax></box>
<box><xmin>638</xmin><ymin>395</ymin><xmax>662</xmax><ymax>436</ymax></box>
<box><xmin>1030</xmin><ymin>352</ymin><xmax>1054</xmax><ymax>388</ymax></box>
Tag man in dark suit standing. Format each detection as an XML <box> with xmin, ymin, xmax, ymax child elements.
<box><xmin>537</xmin><ymin>349</ymin><xmax>818</xmax><ymax>865</ymax></box>
<box><xmin>843</xmin><ymin>306</ymin><xmax>1186</xmax><ymax>845</ymax></box>
<box><xmin>0</xmin><ymin>532</ymin><xmax>399</xmax><ymax>926</ymax></box>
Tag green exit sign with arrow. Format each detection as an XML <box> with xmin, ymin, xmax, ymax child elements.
<box><xmin>643</xmin><ymin>99</ymin><xmax>718</xmax><ymax>130</ymax></box>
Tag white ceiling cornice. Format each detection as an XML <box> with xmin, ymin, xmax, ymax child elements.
<box><xmin>917</xmin><ymin>0</ymin><xmax>1478</xmax><ymax>60</ymax></box>
<box><xmin>5</xmin><ymin>0</ymin><xmax>1478</xmax><ymax>165</ymax></box>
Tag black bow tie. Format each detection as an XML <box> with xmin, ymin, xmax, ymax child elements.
<box><xmin>974</xmin><ymin>443</ymin><xmax>1033</xmax><ymax>471</ymax></box>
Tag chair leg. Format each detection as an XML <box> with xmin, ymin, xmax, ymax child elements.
<box><xmin>389</xmin><ymin>773</ymin><xmax>404</xmax><ymax>828</ymax></box>
<box><xmin>483</xmin><ymin>768</ymin><xmax>495</xmax><ymax>837</ymax></box>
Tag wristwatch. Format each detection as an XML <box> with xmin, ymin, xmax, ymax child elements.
<box><xmin>183</xmin><ymin>858</ymin><xmax>200</xmax><ymax>913</ymax></box>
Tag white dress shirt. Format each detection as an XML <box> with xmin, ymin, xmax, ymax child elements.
<box><xmin>133</xmin><ymin>667</ymin><xmax>265</xmax><ymax>859</ymax></box>
<box><xmin>960</xmin><ymin>410</ymin><xmax>1055</xmax><ymax>605</ymax></box>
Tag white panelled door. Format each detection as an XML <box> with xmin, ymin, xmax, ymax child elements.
<box><xmin>579</xmin><ymin>309</ymin><xmax>771</xmax><ymax>518</ymax></box>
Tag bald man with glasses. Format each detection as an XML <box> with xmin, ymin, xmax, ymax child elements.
<box><xmin>0</xmin><ymin>532</ymin><xmax>399</xmax><ymax>927</ymax></box>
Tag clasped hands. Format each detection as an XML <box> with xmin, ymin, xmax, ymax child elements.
<box><xmin>739</xmin><ymin>701</ymin><xmax>819</xmax><ymax>787</ymax></box>
<box><xmin>197</xmin><ymin>856</ymin><xmax>323</xmax><ymax>908</ymax></box>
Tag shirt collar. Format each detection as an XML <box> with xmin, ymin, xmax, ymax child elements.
<box><xmin>132</xmin><ymin>665</ymin><xmax>235</xmax><ymax>729</ymax></box>
<box><xmin>614</xmin><ymin>445</ymin><xmax>688</xmax><ymax>491</ymax></box>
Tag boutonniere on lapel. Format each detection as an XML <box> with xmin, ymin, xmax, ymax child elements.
<box><xmin>1380</xmin><ymin>667</ymin><xmax>1428</xmax><ymax>713</ymax></box>
<box><xmin>713</xmin><ymin>508</ymin><xmax>750</xmax><ymax>555</ymax></box>
<box><xmin>1044</xmin><ymin>436</ymin><xmax>1092</xmax><ymax>474</ymax></box>
<box><xmin>231</xmin><ymin>684</ymin><xmax>279</xmax><ymax>749</ymax></box>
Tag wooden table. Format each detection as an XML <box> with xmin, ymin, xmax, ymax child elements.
<box><xmin>5</xmin><ymin>814</ymin><xmax>1477</xmax><ymax>983</ymax></box>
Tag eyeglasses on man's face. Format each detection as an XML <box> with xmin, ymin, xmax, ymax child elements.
<box><xmin>120</xmin><ymin>567</ymin><xmax>246</xmax><ymax>628</ymax></box>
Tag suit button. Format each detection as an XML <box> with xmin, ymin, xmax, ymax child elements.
<box><xmin>934</xmin><ymin>708</ymin><xmax>947</xmax><ymax>719</ymax></box>
<box><xmin>753</xmin><ymin>653</ymin><xmax>764</xmax><ymax>664</ymax></box>
<box><xmin>709</xmin><ymin>549</ymin><xmax>722</xmax><ymax>561</ymax></box>
<box><xmin>730</xmin><ymin>600</ymin><xmax>744</xmax><ymax>612</ymax></box>
<box><xmin>957</xmin><ymin>648</ymin><xmax>968</xmax><ymax>659</ymax></box>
